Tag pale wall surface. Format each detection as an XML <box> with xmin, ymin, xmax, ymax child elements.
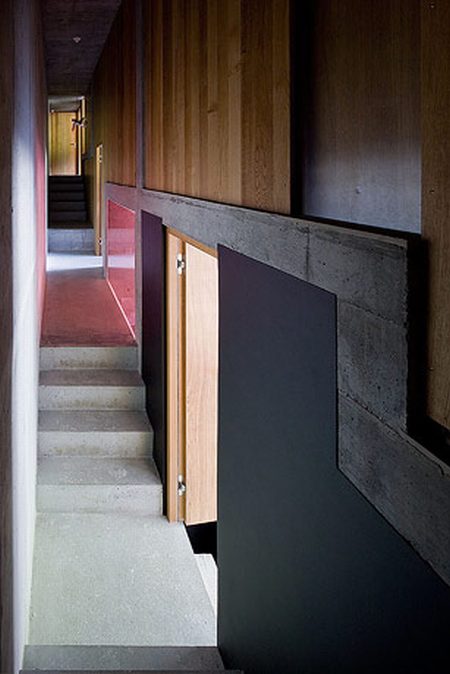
<box><xmin>10</xmin><ymin>0</ymin><xmax>47</xmax><ymax>671</ymax></box>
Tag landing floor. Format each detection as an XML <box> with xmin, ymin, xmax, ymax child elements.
<box><xmin>41</xmin><ymin>253</ymin><xmax>135</xmax><ymax>346</ymax></box>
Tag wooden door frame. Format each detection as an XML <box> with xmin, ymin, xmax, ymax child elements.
<box><xmin>49</xmin><ymin>110</ymin><xmax>78</xmax><ymax>176</ymax></box>
<box><xmin>166</xmin><ymin>228</ymin><xmax>218</xmax><ymax>523</ymax></box>
<box><xmin>94</xmin><ymin>143</ymin><xmax>103</xmax><ymax>256</ymax></box>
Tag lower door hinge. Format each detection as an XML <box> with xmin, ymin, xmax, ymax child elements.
<box><xmin>177</xmin><ymin>475</ymin><xmax>186</xmax><ymax>497</ymax></box>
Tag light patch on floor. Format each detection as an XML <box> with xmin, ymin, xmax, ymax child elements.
<box><xmin>29</xmin><ymin>512</ymin><xmax>217</xmax><ymax>646</ymax></box>
<box><xmin>47</xmin><ymin>252</ymin><xmax>103</xmax><ymax>273</ymax></box>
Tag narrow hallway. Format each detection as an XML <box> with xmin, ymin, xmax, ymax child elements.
<box><xmin>42</xmin><ymin>253</ymin><xmax>135</xmax><ymax>346</ymax></box>
<box><xmin>27</xmin><ymin>252</ymin><xmax>218</xmax><ymax>669</ymax></box>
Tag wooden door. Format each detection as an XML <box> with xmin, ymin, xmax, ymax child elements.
<box><xmin>166</xmin><ymin>231</ymin><xmax>219</xmax><ymax>525</ymax></box>
<box><xmin>94</xmin><ymin>144</ymin><xmax>103</xmax><ymax>256</ymax></box>
<box><xmin>49</xmin><ymin>111</ymin><xmax>77</xmax><ymax>175</ymax></box>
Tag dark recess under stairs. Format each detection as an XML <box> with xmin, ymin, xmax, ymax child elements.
<box><xmin>48</xmin><ymin>176</ymin><xmax>89</xmax><ymax>229</ymax></box>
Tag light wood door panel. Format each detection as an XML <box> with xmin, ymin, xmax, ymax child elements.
<box><xmin>185</xmin><ymin>243</ymin><xmax>219</xmax><ymax>525</ymax></box>
<box><xmin>166</xmin><ymin>232</ymin><xmax>185</xmax><ymax>522</ymax></box>
<box><xmin>49</xmin><ymin>111</ymin><xmax>77</xmax><ymax>176</ymax></box>
<box><xmin>166</xmin><ymin>231</ymin><xmax>218</xmax><ymax>524</ymax></box>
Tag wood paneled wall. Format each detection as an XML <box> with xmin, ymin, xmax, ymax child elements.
<box><xmin>144</xmin><ymin>0</ymin><xmax>290</xmax><ymax>214</ymax></box>
<box><xmin>49</xmin><ymin>111</ymin><xmax>77</xmax><ymax>176</ymax></box>
<box><xmin>89</xmin><ymin>0</ymin><xmax>450</xmax><ymax>432</ymax></box>
<box><xmin>91</xmin><ymin>0</ymin><xmax>136</xmax><ymax>187</ymax></box>
<box><xmin>299</xmin><ymin>0</ymin><xmax>421</xmax><ymax>231</ymax></box>
<box><xmin>422</xmin><ymin>2</ymin><xmax>450</xmax><ymax>430</ymax></box>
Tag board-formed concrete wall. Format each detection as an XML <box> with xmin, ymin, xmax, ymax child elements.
<box><xmin>0</xmin><ymin>2</ymin><xmax>47</xmax><ymax>672</ymax></box>
<box><xmin>106</xmin><ymin>182</ymin><xmax>450</xmax><ymax>589</ymax></box>
<box><xmin>0</xmin><ymin>2</ymin><xmax>15</xmax><ymax>672</ymax></box>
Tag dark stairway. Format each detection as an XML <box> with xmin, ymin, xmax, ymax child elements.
<box><xmin>48</xmin><ymin>175</ymin><xmax>88</xmax><ymax>228</ymax></box>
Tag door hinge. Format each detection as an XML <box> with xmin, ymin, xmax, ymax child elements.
<box><xmin>176</xmin><ymin>253</ymin><xmax>186</xmax><ymax>276</ymax></box>
<box><xmin>177</xmin><ymin>475</ymin><xmax>186</xmax><ymax>496</ymax></box>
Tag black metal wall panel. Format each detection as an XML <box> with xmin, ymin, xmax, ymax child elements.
<box><xmin>141</xmin><ymin>211</ymin><xmax>166</xmax><ymax>493</ymax></box>
<box><xmin>217</xmin><ymin>246</ymin><xmax>450</xmax><ymax>674</ymax></box>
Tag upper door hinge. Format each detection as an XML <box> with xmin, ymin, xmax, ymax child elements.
<box><xmin>177</xmin><ymin>475</ymin><xmax>186</xmax><ymax>496</ymax></box>
<box><xmin>176</xmin><ymin>253</ymin><xmax>186</xmax><ymax>276</ymax></box>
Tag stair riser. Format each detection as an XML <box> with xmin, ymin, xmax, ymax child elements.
<box><xmin>39</xmin><ymin>432</ymin><xmax>153</xmax><ymax>458</ymax></box>
<box><xmin>24</xmin><ymin>645</ymin><xmax>226</xmax><ymax>671</ymax></box>
<box><xmin>50</xmin><ymin>202</ymin><xmax>87</xmax><ymax>211</ymax></box>
<box><xmin>50</xmin><ymin>192</ymin><xmax>84</xmax><ymax>200</ymax></box>
<box><xmin>39</xmin><ymin>386</ymin><xmax>145</xmax><ymax>411</ymax></box>
<box><xmin>37</xmin><ymin>484</ymin><xmax>162</xmax><ymax>516</ymax></box>
<box><xmin>48</xmin><ymin>230</ymin><xmax>94</xmax><ymax>253</ymax></box>
<box><xmin>51</xmin><ymin>212</ymin><xmax>88</xmax><ymax>222</ymax></box>
<box><xmin>40</xmin><ymin>347</ymin><xmax>139</xmax><ymax>370</ymax></box>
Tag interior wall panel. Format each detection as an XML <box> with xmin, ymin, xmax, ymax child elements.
<box><xmin>422</xmin><ymin>1</ymin><xmax>450</xmax><ymax>430</ymax></box>
<box><xmin>299</xmin><ymin>0</ymin><xmax>420</xmax><ymax>231</ymax></box>
<box><xmin>218</xmin><ymin>247</ymin><xmax>450</xmax><ymax>674</ymax></box>
<box><xmin>91</xmin><ymin>0</ymin><xmax>136</xmax><ymax>188</ymax></box>
<box><xmin>144</xmin><ymin>0</ymin><xmax>290</xmax><ymax>214</ymax></box>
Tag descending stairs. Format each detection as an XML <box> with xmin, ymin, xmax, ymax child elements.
<box><xmin>48</xmin><ymin>176</ymin><xmax>94</xmax><ymax>252</ymax></box>
<box><xmin>28</xmin><ymin>345</ymin><xmax>222</xmax><ymax>665</ymax></box>
<box><xmin>49</xmin><ymin>176</ymin><xmax>88</xmax><ymax>226</ymax></box>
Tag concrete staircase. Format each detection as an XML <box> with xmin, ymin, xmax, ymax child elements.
<box><xmin>48</xmin><ymin>176</ymin><xmax>94</xmax><ymax>252</ymax></box>
<box><xmin>28</xmin><ymin>346</ymin><xmax>220</xmax><ymax>668</ymax></box>
<box><xmin>49</xmin><ymin>176</ymin><xmax>88</xmax><ymax>225</ymax></box>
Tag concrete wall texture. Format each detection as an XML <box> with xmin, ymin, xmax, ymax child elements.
<box><xmin>0</xmin><ymin>1</ymin><xmax>47</xmax><ymax>672</ymax></box>
<box><xmin>105</xmin><ymin>183</ymin><xmax>450</xmax><ymax>590</ymax></box>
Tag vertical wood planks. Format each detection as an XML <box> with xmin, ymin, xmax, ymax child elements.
<box><xmin>143</xmin><ymin>0</ymin><xmax>290</xmax><ymax>213</ymax></box>
<box><xmin>241</xmin><ymin>0</ymin><xmax>290</xmax><ymax>213</ymax></box>
<box><xmin>422</xmin><ymin>0</ymin><xmax>450</xmax><ymax>430</ymax></box>
<box><xmin>300</xmin><ymin>0</ymin><xmax>420</xmax><ymax>231</ymax></box>
<box><xmin>91</xmin><ymin>0</ymin><xmax>136</xmax><ymax>187</ymax></box>
<box><xmin>49</xmin><ymin>112</ymin><xmax>77</xmax><ymax>176</ymax></box>
<box><xmin>185</xmin><ymin>243</ymin><xmax>219</xmax><ymax>525</ymax></box>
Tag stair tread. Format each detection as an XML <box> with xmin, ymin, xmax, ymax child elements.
<box><xmin>39</xmin><ymin>410</ymin><xmax>152</xmax><ymax>433</ymax></box>
<box><xmin>50</xmin><ymin>202</ymin><xmax>87</xmax><ymax>210</ymax></box>
<box><xmin>23</xmin><ymin>646</ymin><xmax>227</xmax><ymax>672</ymax></box>
<box><xmin>40</xmin><ymin>346</ymin><xmax>138</xmax><ymax>371</ymax></box>
<box><xmin>38</xmin><ymin>457</ymin><xmax>161</xmax><ymax>487</ymax></box>
<box><xmin>40</xmin><ymin>369</ymin><xmax>144</xmax><ymax>387</ymax></box>
<box><xmin>28</xmin><ymin>515</ymin><xmax>216</xmax><ymax>647</ymax></box>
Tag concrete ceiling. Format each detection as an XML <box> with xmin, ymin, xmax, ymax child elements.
<box><xmin>42</xmin><ymin>0</ymin><xmax>122</xmax><ymax>95</ymax></box>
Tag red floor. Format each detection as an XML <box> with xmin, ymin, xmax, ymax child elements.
<box><xmin>41</xmin><ymin>262</ymin><xmax>136</xmax><ymax>347</ymax></box>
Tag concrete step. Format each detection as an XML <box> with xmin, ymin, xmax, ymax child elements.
<box><xmin>23</xmin><ymin>646</ymin><xmax>226</xmax><ymax>671</ymax></box>
<box><xmin>28</xmin><ymin>514</ymin><xmax>217</xmax><ymax>647</ymax></box>
<box><xmin>49</xmin><ymin>191</ymin><xmax>85</xmax><ymax>201</ymax></box>
<box><xmin>50</xmin><ymin>201</ymin><xmax>87</xmax><ymax>212</ymax></box>
<box><xmin>39</xmin><ymin>370</ymin><xmax>145</xmax><ymax>411</ymax></box>
<box><xmin>49</xmin><ymin>176</ymin><xmax>84</xmax><ymax>184</ymax></box>
<box><xmin>51</xmin><ymin>211</ymin><xmax>88</xmax><ymax>222</ymax></box>
<box><xmin>39</xmin><ymin>410</ymin><xmax>153</xmax><ymax>458</ymax></box>
<box><xmin>40</xmin><ymin>346</ymin><xmax>139</xmax><ymax>371</ymax></box>
<box><xmin>48</xmin><ymin>229</ymin><xmax>94</xmax><ymax>253</ymax></box>
<box><xmin>37</xmin><ymin>457</ymin><xmax>162</xmax><ymax>515</ymax></box>
<box><xmin>195</xmin><ymin>555</ymin><xmax>217</xmax><ymax>616</ymax></box>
